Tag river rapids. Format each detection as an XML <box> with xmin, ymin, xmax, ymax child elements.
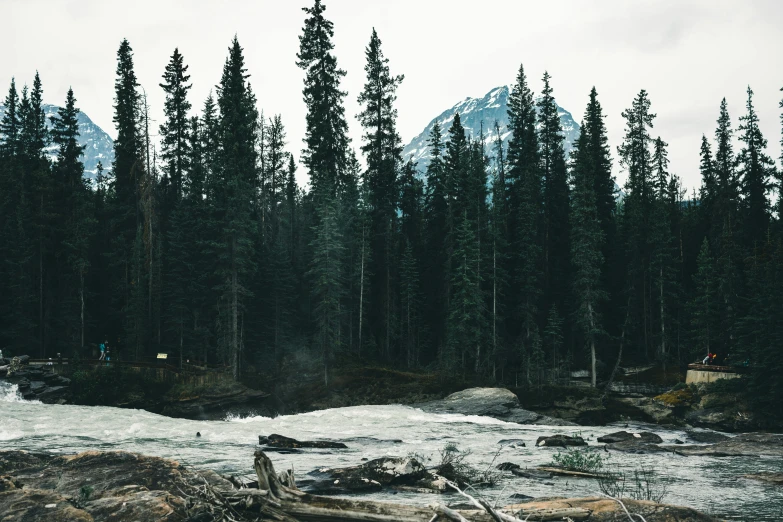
<box><xmin>1</xmin><ymin>381</ymin><xmax>780</xmax><ymax>520</ymax></box>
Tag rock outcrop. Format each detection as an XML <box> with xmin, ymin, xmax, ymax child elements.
<box><xmin>419</xmin><ymin>388</ymin><xmax>576</xmax><ymax>426</ymax></box>
<box><xmin>1</xmin><ymin>358</ymin><xmax>71</xmax><ymax>403</ymax></box>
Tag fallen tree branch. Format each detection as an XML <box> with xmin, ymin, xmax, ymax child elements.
<box><xmin>600</xmin><ymin>493</ymin><xmax>648</xmax><ymax>522</ymax></box>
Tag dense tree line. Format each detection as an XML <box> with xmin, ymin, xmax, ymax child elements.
<box><xmin>1</xmin><ymin>1</ymin><xmax>781</xmax><ymax>411</ymax></box>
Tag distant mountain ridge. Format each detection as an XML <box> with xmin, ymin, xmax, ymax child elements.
<box><xmin>403</xmin><ymin>85</ymin><xmax>581</xmax><ymax>173</ymax></box>
<box><xmin>0</xmin><ymin>103</ymin><xmax>114</xmax><ymax>181</ymax></box>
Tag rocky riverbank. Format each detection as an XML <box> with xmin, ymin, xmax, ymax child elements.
<box><xmin>3</xmin><ymin>353</ymin><xmax>780</xmax><ymax>432</ymax></box>
<box><xmin>0</xmin><ymin>449</ymin><xmax>719</xmax><ymax>522</ymax></box>
<box><xmin>0</xmin><ymin>355</ymin><xmax>72</xmax><ymax>403</ymax></box>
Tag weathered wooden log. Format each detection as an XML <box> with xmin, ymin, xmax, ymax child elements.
<box><xmin>252</xmin><ymin>450</ymin><xmax>591</xmax><ymax>522</ymax></box>
<box><xmin>536</xmin><ymin>466</ymin><xmax>605</xmax><ymax>479</ymax></box>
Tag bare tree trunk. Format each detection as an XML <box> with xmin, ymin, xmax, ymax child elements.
<box><xmin>39</xmin><ymin>196</ymin><xmax>43</xmax><ymax>358</ymax></box>
<box><xmin>602</xmin><ymin>297</ymin><xmax>632</xmax><ymax>401</ymax></box>
<box><xmin>492</xmin><ymin>244</ymin><xmax>497</xmax><ymax>380</ymax></box>
<box><xmin>79</xmin><ymin>270</ymin><xmax>85</xmax><ymax>349</ymax></box>
<box><xmin>660</xmin><ymin>265</ymin><xmax>665</xmax><ymax>366</ymax></box>
<box><xmin>231</xmin><ymin>237</ymin><xmax>239</xmax><ymax>380</ymax></box>
<box><xmin>588</xmin><ymin>301</ymin><xmax>596</xmax><ymax>388</ymax></box>
<box><xmin>358</xmin><ymin>227</ymin><xmax>365</xmax><ymax>354</ymax></box>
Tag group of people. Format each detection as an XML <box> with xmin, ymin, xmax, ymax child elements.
<box><xmin>700</xmin><ymin>352</ymin><xmax>750</xmax><ymax>367</ymax></box>
<box><xmin>98</xmin><ymin>341</ymin><xmax>111</xmax><ymax>362</ymax></box>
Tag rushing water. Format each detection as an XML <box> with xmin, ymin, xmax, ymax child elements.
<box><xmin>1</xmin><ymin>381</ymin><xmax>781</xmax><ymax>520</ymax></box>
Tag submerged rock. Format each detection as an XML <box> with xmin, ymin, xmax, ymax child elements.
<box><xmin>535</xmin><ymin>434</ymin><xmax>587</xmax><ymax>447</ymax></box>
<box><xmin>685</xmin><ymin>429</ymin><xmax>730</xmax><ymax>443</ymax></box>
<box><xmin>258</xmin><ymin>433</ymin><xmax>348</xmax><ymax>449</ymax></box>
<box><xmin>419</xmin><ymin>387</ymin><xmax>576</xmax><ymax>426</ymax></box>
<box><xmin>605</xmin><ymin>440</ymin><xmax>671</xmax><ymax>454</ymax></box>
<box><xmin>597</xmin><ymin>430</ymin><xmax>663</xmax><ymax>444</ymax></box>
<box><xmin>742</xmin><ymin>472</ymin><xmax>783</xmax><ymax>485</ymax></box>
<box><xmin>673</xmin><ymin>432</ymin><xmax>783</xmax><ymax>457</ymax></box>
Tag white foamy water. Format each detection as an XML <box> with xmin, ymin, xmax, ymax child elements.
<box><xmin>0</xmin><ymin>384</ymin><xmax>780</xmax><ymax>520</ymax></box>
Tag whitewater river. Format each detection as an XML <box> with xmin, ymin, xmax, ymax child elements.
<box><xmin>1</xmin><ymin>382</ymin><xmax>781</xmax><ymax>520</ymax></box>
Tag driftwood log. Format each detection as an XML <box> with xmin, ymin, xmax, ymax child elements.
<box><xmin>250</xmin><ymin>450</ymin><xmax>591</xmax><ymax>521</ymax></box>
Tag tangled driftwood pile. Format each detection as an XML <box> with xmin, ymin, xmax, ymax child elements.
<box><xmin>0</xmin><ymin>449</ymin><xmax>718</xmax><ymax>522</ymax></box>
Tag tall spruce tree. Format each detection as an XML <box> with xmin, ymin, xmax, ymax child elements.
<box><xmin>18</xmin><ymin>73</ymin><xmax>53</xmax><ymax>357</ymax></box>
<box><xmin>159</xmin><ymin>48</ymin><xmax>192</xmax><ymax>201</ymax></box>
<box><xmin>698</xmin><ymin>135</ymin><xmax>716</xmax><ymax>234</ymax></box>
<box><xmin>1</xmin><ymin>78</ymin><xmax>20</xmax><ymax>156</ymax></box>
<box><xmin>570</xmin><ymin>108</ymin><xmax>607</xmax><ymax>387</ymax></box>
<box><xmin>488</xmin><ymin>122</ymin><xmax>509</xmax><ymax>377</ymax></box>
<box><xmin>737</xmin><ymin>86</ymin><xmax>774</xmax><ymax>249</ymax></box>
<box><xmin>297</xmin><ymin>0</ymin><xmax>350</xmax><ymax>199</ymax></box>
<box><xmin>537</xmin><ymin>72</ymin><xmax>570</xmax><ymax>315</ymax></box>
<box><xmin>618</xmin><ymin>89</ymin><xmax>656</xmax><ymax>359</ymax></box>
<box><xmin>109</xmin><ymin>39</ymin><xmax>144</xmax><ymax>356</ymax></box>
<box><xmin>650</xmin><ymin>137</ymin><xmax>678</xmax><ymax>363</ymax></box>
<box><xmin>506</xmin><ymin>64</ymin><xmax>541</xmax><ymax>384</ymax></box>
<box><xmin>422</xmin><ymin>121</ymin><xmax>450</xmax><ymax>359</ymax></box>
<box><xmin>357</xmin><ymin>28</ymin><xmax>404</xmax><ymax>359</ymax></box>
<box><xmin>51</xmin><ymin>88</ymin><xmax>93</xmax><ymax>350</ymax></box>
<box><xmin>0</xmin><ymin>78</ymin><xmax>36</xmax><ymax>352</ymax></box>
<box><xmin>214</xmin><ymin>37</ymin><xmax>259</xmax><ymax>377</ymax></box>
<box><xmin>713</xmin><ymin>99</ymin><xmax>739</xmax><ymax>240</ymax></box>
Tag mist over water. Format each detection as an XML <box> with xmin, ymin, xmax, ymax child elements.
<box><xmin>1</xmin><ymin>381</ymin><xmax>780</xmax><ymax>520</ymax></box>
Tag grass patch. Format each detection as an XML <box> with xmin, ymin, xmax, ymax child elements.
<box><xmin>597</xmin><ymin>465</ymin><xmax>669</xmax><ymax>503</ymax></box>
<box><xmin>654</xmin><ymin>387</ymin><xmax>695</xmax><ymax>407</ymax></box>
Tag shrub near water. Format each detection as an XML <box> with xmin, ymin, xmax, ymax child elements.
<box><xmin>550</xmin><ymin>447</ymin><xmax>606</xmax><ymax>473</ymax></box>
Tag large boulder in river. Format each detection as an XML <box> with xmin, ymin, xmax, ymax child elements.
<box><xmin>597</xmin><ymin>430</ymin><xmax>663</xmax><ymax>444</ymax></box>
<box><xmin>535</xmin><ymin>434</ymin><xmax>587</xmax><ymax>447</ymax></box>
<box><xmin>258</xmin><ymin>434</ymin><xmax>348</xmax><ymax>449</ymax></box>
<box><xmin>419</xmin><ymin>387</ymin><xmax>576</xmax><ymax>426</ymax></box>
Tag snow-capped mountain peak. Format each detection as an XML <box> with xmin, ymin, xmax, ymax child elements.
<box><xmin>0</xmin><ymin>103</ymin><xmax>114</xmax><ymax>181</ymax></box>
<box><xmin>402</xmin><ymin>85</ymin><xmax>580</xmax><ymax>172</ymax></box>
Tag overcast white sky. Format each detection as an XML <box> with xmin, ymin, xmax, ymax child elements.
<box><xmin>3</xmin><ymin>0</ymin><xmax>781</xmax><ymax>190</ymax></box>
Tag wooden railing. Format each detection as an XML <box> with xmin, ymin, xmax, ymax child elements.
<box><xmin>687</xmin><ymin>363</ymin><xmax>748</xmax><ymax>374</ymax></box>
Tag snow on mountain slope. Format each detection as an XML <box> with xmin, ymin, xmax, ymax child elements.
<box><xmin>0</xmin><ymin>103</ymin><xmax>114</xmax><ymax>182</ymax></box>
<box><xmin>403</xmin><ymin>85</ymin><xmax>580</xmax><ymax>172</ymax></box>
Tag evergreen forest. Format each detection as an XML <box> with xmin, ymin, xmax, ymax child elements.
<box><xmin>1</xmin><ymin>1</ymin><xmax>782</xmax><ymax>413</ymax></box>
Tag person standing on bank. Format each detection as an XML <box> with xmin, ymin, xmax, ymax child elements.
<box><xmin>99</xmin><ymin>341</ymin><xmax>106</xmax><ymax>361</ymax></box>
